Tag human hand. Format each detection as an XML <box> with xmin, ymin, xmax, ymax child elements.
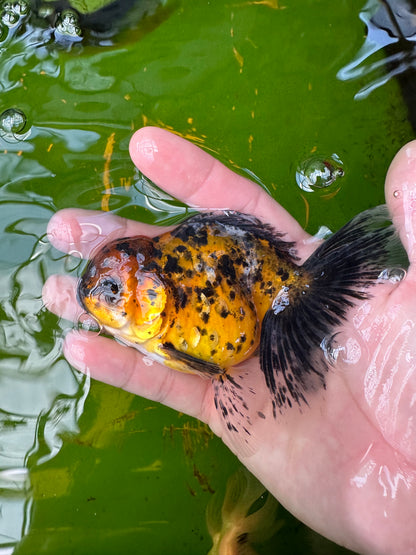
<box><xmin>43</xmin><ymin>127</ymin><xmax>416</xmax><ymax>555</ymax></box>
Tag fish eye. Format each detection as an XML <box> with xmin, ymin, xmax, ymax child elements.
<box><xmin>102</xmin><ymin>278</ymin><xmax>120</xmax><ymax>294</ymax></box>
<box><xmin>99</xmin><ymin>276</ymin><xmax>122</xmax><ymax>304</ymax></box>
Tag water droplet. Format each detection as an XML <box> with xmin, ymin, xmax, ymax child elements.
<box><xmin>178</xmin><ymin>337</ymin><xmax>188</xmax><ymax>351</ymax></box>
<box><xmin>321</xmin><ymin>333</ymin><xmax>342</xmax><ymax>365</ymax></box>
<box><xmin>77</xmin><ymin>313</ymin><xmax>102</xmax><ymax>335</ymax></box>
<box><xmin>142</xmin><ymin>356</ymin><xmax>154</xmax><ymax>367</ymax></box>
<box><xmin>189</xmin><ymin>326</ymin><xmax>201</xmax><ymax>349</ymax></box>
<box><xmin>296</xmin><ymin>154</ymin><xmax>344</xmax><ymax>193</ymax></box>
<box><xmin>272</xmin><ymin>286</ymin><xmax>290</xmax><ymax>315</ymax></box>
<box><xmin>393</xmin><ymin>190</ymin><xmax>401</xmax><ymax>199</ymax></box>
<box><xmin>321</xmin><ymin>333</ymin><xmax>362</xmax><ymax>366</ymax></box>
<box><xmin>377</xmin><ymin>267</ymin><xmax>407</xmax><ymax>284</ymax></box>
<box><xmin>208</xmin><ymin>330</ymin><xmax>219</xmax><ymax>346</ymax></box>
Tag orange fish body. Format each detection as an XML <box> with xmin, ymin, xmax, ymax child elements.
<box><xmin>78</xmin><ymin>208</ymin><xmax>406</xmax><ymax>440</ymax></box>
<box><xmin>78</xmin><ymin>212</ymin><xmax>306</xmax><ymax>377</ymax></box>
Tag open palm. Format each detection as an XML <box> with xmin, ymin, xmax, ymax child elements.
<box><xmin>43</xmin><ymin>128</ymin><xmax>416</xmax><ymax>555</ymax></box>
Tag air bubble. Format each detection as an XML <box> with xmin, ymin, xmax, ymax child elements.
<box><xmin>12</xmin><ymin>0</ymin><xmax>29</xmax><ymax>16</ymax></box>
<box><xmin>393</xmin><ymin>190</ymin><xmax>401</xmax><ymax>199</ymax></box>
<box><xmin>64</xmin><ymin>250</ymin><xmax>83</xmax><ymax>273</ymax></box>
<box><xmin>0</xmin><ymin>108</ymin><xmax>31</xmax><ymax>143</ymax></box>
<box><xmin>0</xmin><ymin>107</ymin><xmax>26</xmax><ymax>134</ymax></box>
<box><xmin>78</xmin><ymin>313</ymin><xmax>102</xmax><ymax>335</ymax></box>
<box><xmin>1</xmin><ymin>7</ymin><xmax>18</xmax><ymax>26</ymax></box>
<box><xmin>296</xmin><ymin>153</ymin><xmax>344</xmax><ymax>193</ymax></box>
<box><xmin>55</xmin><ymin>9</ymin><xmax>82</xmax><ymax>41</ymax></box>
<box><xmin>378</xmin><ymin>267</ymin><xmax>407</xmax><ymax>284</ymax></box>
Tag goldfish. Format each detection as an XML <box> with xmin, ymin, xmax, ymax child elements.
<box><xmin>77</xmin><ymin>208</ymin><xmax>407</xmax><ymax>443</ymax></box>
<box><xmin>206</xmin><ymin>466</ymin><xmax>282</xmax><ymax>555</ymax></box>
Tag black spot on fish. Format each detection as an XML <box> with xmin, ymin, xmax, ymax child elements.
<box><xmin>174</xmin><ymin>244</ymin><xmax>188</xmax><ymax>253</ymax></box>
<box><xmin>281</xmin><ymin>271</ymin><xmax>289</xmax><ymax>282</ymax></box>
<box><xmin>163</xmin><ymin>254</ymin><xmax>183</xmax><ymax>274</ymax></box>
<box><xmin>201</xmin><ymin>286</ymin><xmax>215</xmax><ymax>298</ymax></box>
<box><xmin>220</xmin><ymin>307</ymin><xmax>229</xmax><ymax>318</ymax></box>
<box><xmin>152</xmin><ymin>247</ymin><xmax>163</xmax><ymax>260</ymax></box>
<box><xmin>193</xmin><ymin>228</ymin><xmax>208</xmax><ymax>246</ymax></box>
<box><xmin>175</xmin><ymin>287</ymin><xmax>188</xmax><ymax>309</ymax></box>
<box><xmin>185</xmin><ymin>269</ymin><xmax>194</xmax><ymax>278</ymax></box>
<box><xmin>253</xmin><ymin>266</ymin><xmax>263</xmax><ymax>283</ymax></box>
<box><xmin>218</xmin><ymin>254</ymin><xmax>236</xmax><ymax>281</ymax></box>
<box><xmin>115</xmin><ymin>241</ymin><xmax>136</xmax><ymax>256</ymax></box>
<box><xmin>201</xmin><ymin>312</ymin><xmax>210</xmax><ymax>324</ymax></box>
<box><xmin>226</xmin><ymin>342</ymin><xmax>235</xmax><ymax>351</ymax></box>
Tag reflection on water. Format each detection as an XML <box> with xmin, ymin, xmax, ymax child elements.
<box><xmin>0</xmin><ymin>187</ymin><xmax>90</xmax><ymax>550</ymax></box>
<box><xmin>0</xmin><ymin>0</ymin><xmax>166</xmax><ymax>49</ymax></box>
<box><xmin>0</xmin><ymin>0</ymin><xmax>177</xmax><ymax>548</ymax></box>
<box><xmin>338</xmin><ymin>0</ymin><xmax>416</xmax><ymax>102</ymax></box>
<box><xmin>0</xmin><ymin>0</ymin><xmax>411</xmax><ymax>552</ymax></box>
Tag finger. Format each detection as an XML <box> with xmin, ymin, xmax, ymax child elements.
<box><xmin>385</xmin><ymin>140</ymin><xmax>416</xmax><ymax>264</ymax></box>
<box><xmin>63</xmin><ymin>330</ymin><xmax>211</xmax><ymax>422</ymax></box>
<box><xmin>43</xmin><ymin>274</ymin><xmax>83</xmax><ymax>322</ymax></box>
<box><xmin>129</xmin><ymin>127</ymin><xmax>310</xmax><ymax>245</ymax></box>
<box><xmin>47</xmin><ymin>208</ymin><xmax>169</xmax><ymax>257</ymax></box>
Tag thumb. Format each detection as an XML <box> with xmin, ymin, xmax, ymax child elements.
<box><xmin>385</xmin><ymin>140</ymin><xmax>416</xmax><ymax>265</ymax></box>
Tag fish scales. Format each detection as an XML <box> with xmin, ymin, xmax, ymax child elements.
<box><xmin>78</xmin><ymin>212</ymin><xmax>308</xmax><ymax>377</ymax></box>
<box><xmin>77</xmin><ymin>207</ymin><xmax>407</xmax><ymax>447</ymax></box>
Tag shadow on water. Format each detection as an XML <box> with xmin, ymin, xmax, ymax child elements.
<box><xmin>0</xmin><ymin>0</ymin><xmax>413</xmax><ymax>553</ymax></box>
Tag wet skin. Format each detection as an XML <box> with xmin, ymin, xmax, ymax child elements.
<box><xmin>43</xmin><ymin>127</ymin><xmax>416</xmax><ymax>555</ymax></box>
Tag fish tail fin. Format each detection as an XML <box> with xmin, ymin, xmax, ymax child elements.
<box><xmin>260</xmin><ymin>205</ymin><xmax>408</xmax><ymax>414</ymax></box>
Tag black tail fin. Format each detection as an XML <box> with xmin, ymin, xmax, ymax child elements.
<box><xmin>260</xmin><ymin>205</ymin><xmax>409</xmax><ymax>415</ymax></box>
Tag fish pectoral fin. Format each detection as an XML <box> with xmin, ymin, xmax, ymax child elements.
<box><xmin>162</xmin><ymin>342</ymin><xmax>258</xmax><ymax>455</ymax></box>
<box><xmin>162</xmin><ymin>342</ymin><xmax>224</xmax><ymax>377</ymax></box>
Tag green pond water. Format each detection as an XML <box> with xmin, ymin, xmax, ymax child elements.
<box><xmin>0</xmin><ymin>0</ymin><xmax>413</xmax><ymax>553</ymax></box>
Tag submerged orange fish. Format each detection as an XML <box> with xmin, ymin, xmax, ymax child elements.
<box><xmin>77</xmin><ymin>208</ymin><xmax>406</xmax><ymax>439</ymax></box>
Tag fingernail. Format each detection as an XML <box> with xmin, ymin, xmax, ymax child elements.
<box><xmin>134</xmin><ymin>136</ymin><xmax>159</xmax><ymax>163</ymax></box>
<box><xmin>47</xmin><ymin>215</ymin><xmax>79</xmax><ymax>251</ymax></box>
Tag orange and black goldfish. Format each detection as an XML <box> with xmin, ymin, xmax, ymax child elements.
<box><xmin>206</xmin><ymin>466</ymin><xmax>282</xmax><ymax>555</ymax></box>
<box><xmin>77</xmin><ymin>208</ymin><xmax>407</xmax><ymax>439</ymax></box>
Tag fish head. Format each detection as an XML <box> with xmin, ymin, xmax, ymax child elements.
<box><xmin>77</xmin><ymin>236</ymin><xmax>168</xmax><ymax>343</ymax></box>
